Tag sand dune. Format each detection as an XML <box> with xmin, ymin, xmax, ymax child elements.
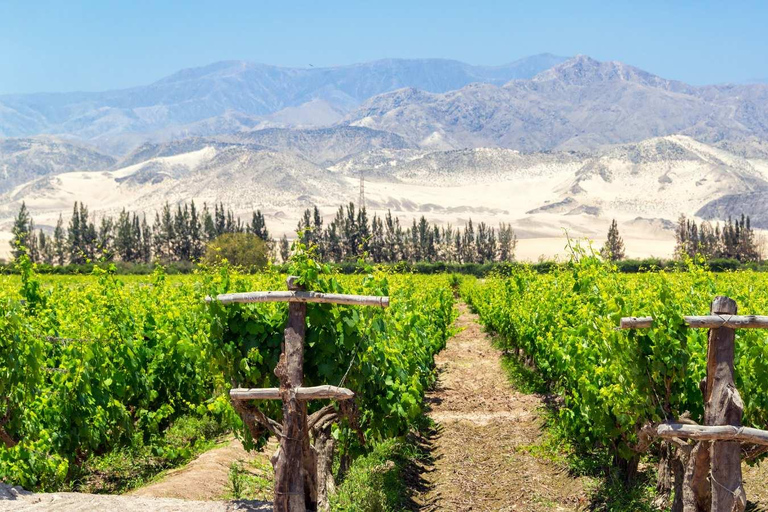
<box><xmin>1</xmin><ymin>135</ymin><xmax>764</xmax><ymax>262</ymax></box>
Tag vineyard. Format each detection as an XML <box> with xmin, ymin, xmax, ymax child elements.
<box><xmin>462</xmin><ymin>247</ymin><xmax>768</xmax><ymax>508</ymax></box>
<box><xmin>3</xmin><ymin>246</ymin><xmax>768</xmax><ymax>510</ymax></box>
<box><xmin>0</xmin><ymin>250</ymin><xmax>455</xmax><ymax>503</ymax></box>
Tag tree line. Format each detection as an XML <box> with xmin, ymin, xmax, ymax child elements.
<box><xmin>600</xmin><ymin>214</ymin><xmax>762</xmax><ymax>263</ymax></box>
<box><xmin>10</xmin><ymin>201</ymin><xmax>517</xmax><ymax>266</ymax></box>
<box><xmin>675</xmin><ymin>214</ymin><xmax>761</xmax><ymax>262</ymax></box>
<box><xmin>290</xmin><ymin>203</ymin><xmax>517</xmax><ymax>264</ymax></box>
<box><xmin>10</xmin><ymin>201</ymin><xmax>270</xmax><ymax>265</ymax></box>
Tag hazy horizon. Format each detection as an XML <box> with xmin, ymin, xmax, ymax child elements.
<box><xmin>1</xmin><ymin>0</ymin><xmax>767</xmax><ymax>94</ymax></box>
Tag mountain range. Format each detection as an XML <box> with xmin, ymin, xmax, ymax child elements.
<box><xmin>2</xmin><ymin>54</ymin><xmax>768</xmax><ymax>260</ymax></box>
<box><xmin>2</xmin><ymin>54</ymin><xmax>768</xmax><ymax>157</ymax></box>
<box><xmin>344</xmin><ymin>55</ymin><xmax>768</xmax><ymax>151</ymax></box>
<box><xmin>0</xmin><ymin>54</ymin><xmax>566</xmax><ymax>153</ymax></box>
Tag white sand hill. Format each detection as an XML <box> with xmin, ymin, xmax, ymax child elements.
<box><xmin>2</xmin><ymin>135</ymin><xmax>766</xmax><ymax>262</ymax></box>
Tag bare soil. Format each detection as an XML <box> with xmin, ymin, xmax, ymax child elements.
<box><xmin>413</xmin><ymin>302</ymin><xmax>589</xmax><ymax>511</ymax></box>
<box><xmin>129</xmin><ymin>438</ymin><xmax>273</xmax><ymax>501</ymax></box>
<box><xmin>0</xmin><ymin>439</ymin><xmax>273</xmax><ymax>512</ymax></box>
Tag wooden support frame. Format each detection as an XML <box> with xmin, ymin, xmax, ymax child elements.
<box><xmin>211</xmin><ymin>276</ymin><xmax>389</xmax><ymax>512</ymax></box>
<box><xmin>620</xmin><ymin>296</ymin><xmax>752</xmax><ymax>512</ymax></box>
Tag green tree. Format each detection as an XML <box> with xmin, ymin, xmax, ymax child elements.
<box><xmin>153</xmin><ymin>203</ymin><xmax>175</xmax><ymax>261</ymax></box>
<box><xmin>498</xmin><ymin>223</ymin><xmax>517</xmax><ymax>262</ymax></box>
<box><xmin>38</xmin><ymin>229</ymin><xmax>54</xmax><ymax>265</ymax></box>
<box><xmin>140</xmin><ymin>215</ymin><xmax>152</xmax><ymax>263</ymax></box>
<box><xmin>115</xmin><ymin>209</ymin><xmax>135</xmax><ymax>262</ymax></box>
<box><xmin>370</xmin><ymin>215</ymin><xmax>384</xmax><ymax>262</ymax></box>
<box><xmin>173</xmin><ymin>204</ymin><xmax>191</xmax><ymax>261</ymax></box>
<box><xmin>67</xmin><ymin>202</ymin><xmax>83</xmax><ymax>264</ymax></box>
<box><xmin>189</xmin><ymin>201</ymin><xmax>204</xmax><ymax>261</ymax></box>
<box><xmin>53</xmin><ymin>215</ymin><xmax>66</xmax><ymax>265</ymax></box>
<box><xmin>248</xmin><ymin>210</ymin><xmax>270</xmax><ymax>242</ymax></box>
<box><xmin>602</xmin><ymin>219</ymin><xmax>625</xmax><ymax>261</ymax></box>
<box><xmin>202</xmin><ymin>203</ymin><xmax>217</xmax><ymax>241</ymax></box>
<box><xmin>214</xmin><ymin>203</ymin><xmax>226</xmax><ymax>236</ymax></box>
<box><xmin>279</xmin><ymin>234</ymin><xmax>291</xmax><ymax>263</ymax></box>
<box><xmin>97</xmin><ymin>216</ymin><xmax>114</xmax><ymax>260</ymax></box>
<box><xmin>461</xmin><ymin>220</ymin><xmax>475</xmax><ymax>263</ymax></box>
<box><xmin>10</xmin><ymin>202</ymin><xmax>32</xmax><ymax>259</ymax></box>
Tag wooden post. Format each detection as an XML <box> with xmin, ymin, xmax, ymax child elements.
<box><xmin>273</xmin><ymin>277</ymin><xmax>310</xmax><ymax>512</ymax></box>
<box><xmin>705</xmin><ymin>296</ymin><xmax>746</xmax><ymax>512</ymax></box>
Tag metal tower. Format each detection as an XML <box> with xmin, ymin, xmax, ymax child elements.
<box><xmin>359</xmin><ymin>169</ymin><xmax>365</xmax><ymax>210</ymax></box>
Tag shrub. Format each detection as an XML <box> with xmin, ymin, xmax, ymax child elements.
<box><xmin>203</xmin><ymin>233</ymin><xmax>270</xmax><ymax>269</ymax></box>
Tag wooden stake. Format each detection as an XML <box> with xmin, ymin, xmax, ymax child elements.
<box><xmin>273</xmin><ymin>277</ymin><xmax>310</xmax><ymax>512</ymax></box>
<box><xmin>705</xmin><ymin>296</ymin><xmax>746</xmax><ymax>512</ymax></box>
<box><xmin>620</xmin><ymin>314</ymin><xmax>768</xmax><ymax>330</ymax></box>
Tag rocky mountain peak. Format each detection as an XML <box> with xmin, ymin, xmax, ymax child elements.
<box><xmin>529</xmin><ymin>54</ymin><xmax>679</xmax><ymax>90</ymax></box>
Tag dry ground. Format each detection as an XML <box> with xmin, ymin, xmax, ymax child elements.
<box><xmin>129</xmin><ymin>438</ymin><xmax>273</xmax><ymax>501</ymax></box>
<box><xmin>0</xmin><ymin>439</ymin><xmax>273</xmax><ymax>512</ymax></box>
<box><xmin>413</xmin><ymin>302</ymin><xmax>589</xmax><ymax>511</ymax></box>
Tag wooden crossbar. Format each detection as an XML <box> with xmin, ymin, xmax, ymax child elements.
<box><xmin>619</xmin><ymin>316</ymin><xmax>654</xmax><ymax>329</ymax></box>
<box><xmin>619</xmin><ymin>315</ymin><xmax>768</xmax><ymax>330</ymax></box>
<box><xmin>206</xmin><ymin>290</ymin><xmax>389</xmax><ymax>307</ymax></box>
<box><xmin>230</xmin><ymin>385</ymin><xmax>355</xmax><ymax>401</ymax></box>
<box><xmin>656</xmin><ymin>423</ymin><xmax>768</xmax><ymax>446</ymax></box>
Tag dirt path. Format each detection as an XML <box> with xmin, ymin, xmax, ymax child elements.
<box><xmin>0</xmin><ymin>440</ymin><xmax>274</xmax><ymax>511</ymax></box>
<box><xmin>129</xmin><ymin>438</ymin><xmax>272</xmax><ymax>501</ymax></box>
<box><xmin>414</xmin><ymin>302</ymin><xmax>587</xmax><ymax>511</ymax></box>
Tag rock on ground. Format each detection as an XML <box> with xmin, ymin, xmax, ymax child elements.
<box><xmin>0</xmin><ymin>483</ymin><xmax>272</xmax><ymax>512</ymax></box>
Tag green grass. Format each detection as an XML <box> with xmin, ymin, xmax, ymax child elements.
<box><xmin>226</xmin><ymin>458</ymin><xmax>273</xmax><ymax>500</ymax></box>
<box><xmin>75</xmin><ymin>414</ymin><xmax>227</xmax><ymax>494</ymax></box>
<box><xmin>330</xmin><ymin>438</ymin><xmax>415</xmax><ymax>512</ymax></box>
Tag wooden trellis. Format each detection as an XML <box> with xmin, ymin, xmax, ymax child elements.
<box><xmin>620</xmin><ymin>295</ymin><xmax>768</xmax><ymax>512</ymax></box>
<box><xmin>207</xmin><ymin>276</ymin><xmax>389</xmax><ymax>512</ymax></box>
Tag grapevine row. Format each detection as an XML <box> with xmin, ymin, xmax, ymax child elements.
<box><xmin>0</xmin><ymin>252</ymin><xmax>455</xmax><ymax>490</ymax></box>
<box><xmin>462</xmin><ymin>250</ymin><xmax>768</xmax><ymax>470</ymax></box>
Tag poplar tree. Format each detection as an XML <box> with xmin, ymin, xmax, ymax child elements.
<box><xmin>53</xmin><ymin>215</ymin><xmax>66</xmax><ymax>265</ymax></box>
<box><xmin>202</xmin><ymin>203</ymin><xmax>217</xmax><ymax>241</ymax></box>
<box><xmin>602</xmin><ymin>219</ymin><xmax>625</xmax><ymax>261</ymax></box>
<box><xmin>97</xmin><ymin>217</ymin><xmax>115</xmax><ymax>260</ymax></box>
<box><xmin>498</xmin><ymin>223</ymin><xmax>517</xmax><ymax>262</ymax></box>
<box><xmin>249</xmin><ymin>210</ymin><xmax>270</xmax><ymax>241</ymax></box>
<box><xmin>279</xmin><ymin>235</ymin><xmax>290</xmax><ymax>263</ymax></box>
<box><xmin>68</xmin><ymin>202</ymin><xmax>83</xmax><ymax>264</ymax></box>
<box><xmin>115</xmin><ymin>209</ymin><xmax>134</xmax><ymax>261</ymax></box>
<box><xmin>10</xmin><ymin>202</ymin><xmax>32</xmax><ymax>259</ymax></box>
<box><xmin>140</xmin><ymin>216</ymin><xmax>152</xmax><ymax>262</ymax></box>
<box><xmin>38</xmin><ymin>230</ymin><xmax>54</xmax><ymax>265</ymax></box>
<box><xmin>189</xmin><ymin>201</ymin><xmax>204</xmax><ymax>261</ymax></box>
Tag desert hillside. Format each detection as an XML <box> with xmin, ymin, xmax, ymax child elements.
<box><xmin>3</xmin><ymin>134</ymin><xmax>767</xmax><ymax>261</ymax></box>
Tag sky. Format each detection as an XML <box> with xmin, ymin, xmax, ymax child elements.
<box><xmin>1</xmin><ymin>0</ymin><xmax>767</xmax><ymax>94</ymax></box>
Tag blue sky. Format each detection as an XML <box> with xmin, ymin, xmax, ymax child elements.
<box><xmin>1</xmin><ymin>0</ymin><xmax>766</xmax><ymax>94</ymax></box>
